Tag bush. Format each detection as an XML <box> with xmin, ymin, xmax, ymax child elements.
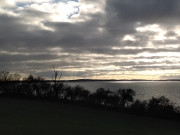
<box><xmin>147</xmin><ymin>96</ymin><xmax>175</xmax><ymax>117</ymax></box>
<box><xmin>130</xmin><ymin>100</ymin><xmax>147</xmax><ymax>114</ymax></box>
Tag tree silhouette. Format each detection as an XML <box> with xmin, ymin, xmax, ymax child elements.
<box><xmin>52</xmin><ymin>66</ymin><xmax>62</xmax><ymax>100</ymax></box>
<box><xmin>80</xmin><ymin>88</ymin><xmax>90</xmax><ymax>102</ymax></box>
<box><xmin>91</xmin><ymin>88</ymin><xmax>112</xmax><ymax>105</ymax></box>
<box><xmin>11</xmin><ymin>73</ymin><xmax>21</xmax><ymax>81</ymax></box>
<box><xmin>73</xmin><ymin>85</ymin><xmax>90</xmax><ymax>101</ymax></box>
<box><xmin>147</xmin><ymin>96</ymin><xmax>175</xmax><ymax>116</ymax></box>
<box><xmin>0</xmin><ymin>71</ymin><xmax>21</xmax><ymax>81</ymax></box>
<box><xmin>0</xmin><ymin>70</ymin><xmax>179</xmax><ymax>119</ymax></box>
<box><xmin>105</xmin><ymin>94</ymin><xmax>119</xmax><ymax>107</ymax></box>
<box><xmin>22</xmin><ymin>74</ymin><xmax>47</xmax><ymax>97</ymax></box>
<box><xmin>0</xmin><ymin>71</ymin><xmax>11</xmax><ymax>81</ymax></box>
<box><xmin>117</xmin><ymin>89</ymin><xmax>136</xmax><ymax>108</ymax></box>
<box><xmin>130</xmin><ymin>100</ymin><xmax>147</xmax><ymax>114</ymax></box>
<box><xmin>62</xmin><ymin>85</ymin><xmax>73</xmax><ymax>100</ymax></box>
<box><xmin>0</xmin><ymin>71</ymin><xmax>21</xmax><ymax>96</ymax></box>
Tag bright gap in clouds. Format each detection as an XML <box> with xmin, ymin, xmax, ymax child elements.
<box><xmin>3</xmin><ymin>0</ymin><xmax>80</xmax><ymax>31</ymax></box>
<box><xmin>14</xmin><ymin>0</ymin><xmax>80</xmax><ymax>22</ymax></box>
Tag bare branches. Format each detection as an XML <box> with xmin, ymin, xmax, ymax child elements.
<box><xmin>52</xmin><ymin>66</ymin><xmax>62</xmax><ymax>82</ymax></box>
<box><xmin>52</xmin><ymin>66</ymin><xmax>63</xmax><ymax>100</ymax></box>
<box><xmin>0</xmin><ymin>71</ymin><xmax>21</xmax><ymax>81</ymax></box>
<box><xmin>0</xmin><ymin>71</ymin><xmax>9</xmax><ymax>81</ymax></box>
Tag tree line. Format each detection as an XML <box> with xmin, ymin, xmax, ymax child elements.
<box><xmin>0</xmin><ymin>71</ymin><xmax>180</xmax><ymax>119</ymax></box>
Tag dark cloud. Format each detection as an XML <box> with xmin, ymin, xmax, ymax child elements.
<box><xmin>0</xmin><ymin>53</ymin><xmax>61</xmax><ymax>63</ymax></box>
<box><xmin>1</xmin><ymin>0</ymin><xmax>180</xmax><ymax>79</ymax></box>
<box><xmin>105</xmin><ymin>0</ymin><xmax>180</xmax><ymax>43</ymax></box>
<box><xmin>106</xmin><ymin>0</ymin><xmax>180</xmax><ymax>24</ymax></box>
<box><xmin>132</xmin><ymin>65</ymin><xmax>180</xmax><ymax>71</ymax></box>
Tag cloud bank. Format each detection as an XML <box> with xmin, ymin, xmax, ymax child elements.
<box><xmin>1</xmin><ymin>0</ymin><xmax>180</xmax><ymax>80</ymax></box>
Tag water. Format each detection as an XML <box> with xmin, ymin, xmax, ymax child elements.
<box><xmin>65</xmin><ymin>81</ymin><xmax>180</xmax><ymax>106</ymax></box>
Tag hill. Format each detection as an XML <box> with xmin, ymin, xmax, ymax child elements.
<box><xmin>0</xmin><ymin>97</ymin><xmax>180</xmax><ymax>135</ymax></box>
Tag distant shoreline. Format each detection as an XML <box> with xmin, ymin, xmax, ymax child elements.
<box><xmin>61</xmin><ymin>79</ymin><xmax>180</xmax><ymax>82</ymax></box>
<box><xmin>1</xmin><ymin>79</ymin><xmax>180</xmax><ymax>83</ymax></box>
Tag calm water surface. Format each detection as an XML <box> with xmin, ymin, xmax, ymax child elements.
<box><xmin>65</xmin><ymin>81</ymin><xmax>180</xmax><ymax>106</ymax></box>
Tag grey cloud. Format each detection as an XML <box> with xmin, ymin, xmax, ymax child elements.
<box><xmin>1</xmin><ymin>0</ymin><xmax>180</xmax><ymax>79</ymax></box>
<box><xmin>19</xmin><ymin>8</ymin><xmax>49</xmax><ymax>18</ymax></box>
<box><xmin>166</xmin><ymin>31</ymin><xmax>178</xmax><ymax>37</ymax></box>
<box><xmin>137</xmin><ymin>60</ymin><xmax>174</xmax><ymax>65</ymax></box>
<box><xmin>133</xmin><ymin>65</ymin><xmax>180</xmax><ymax>70</ymax></box>
<box><xmin>106</xmin><ymin>0</ymin><xmax>180</xmax><ymax>24</ymax></box>
<box><xmin>105</xmin><ymin>61</ymin><xmax>137</xmax><ymax>67</ymax></box>
<box><xmin>104</xmin><ymin>0</ymin><xmax>180</xmax><ymax>44</ymax></box>
<box><xmin>1</xmin><ymin>0</ymin><xmax>178</xmax><ymax>54</ymax></box>
<box><xmin>161</xmin><ymin>75</ymin><xmax>180</xmax><ymax>80</ymax></box>
<box><xmin>0</xmin><ymin>53</ymin><xmax>60</xmax><ymax>63</ymax></box>
<box><xmin>0</xmin><ymin>15</ymin><xmax>55</xmax><ymax>51</ymax></box>
<box><xmin>102</xmin><ymin>60</ymin><xmax>176</xmax><ymax>69</ymax></box>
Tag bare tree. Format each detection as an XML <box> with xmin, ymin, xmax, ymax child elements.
<box><xmin>0</xmin><ymin>71</ymin><xmax>21</xmax><ymax>81</ymax></box>
<box><xmin>52</xmin><ymin>66</ymin><xmax>63</xmax><ymax>100</ymax></box>
<box><xmin>11</xmin><ymin>73</ymin><xmax>21</xmax><ymax>81</ymax></box>
<box><xmin>0</xmin><ymin>71</ymin><xmax>10</xmax><ymax>81</ymax></box>
<box><xmin>52</xmin><ymin>66</ymin><xmax>62</xmax><ymax>83</ymax></box>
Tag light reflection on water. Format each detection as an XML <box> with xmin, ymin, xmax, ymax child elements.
<box><xmin>65</xmin><ymin>81</ymin><xmax>180</xmax><ymax>106</ymax></box>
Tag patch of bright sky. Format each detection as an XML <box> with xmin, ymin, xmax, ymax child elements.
<box><xmin>136</xmin><ymin>24</ymin><xmax>167</xmax><ymax>41</ymax></box>
<box><xmin>136</xmin><ymin>24</ymin><xmax>163</xmax><ymax>32</ymax></box>
<box><xmin>7</xmin><ymin>0</ymin><xmax>15</xmax><ymax>5</ymax></box>
<box><xmin>123</xmin><ymin>35</ymin><xmax>136</xmax><ymax>41</ymax></box>
<box><xmin>173</xmin><ymin>25</ymin><xmax>180</xmax><ymax>36</ymax></box>
<box><xmin>138</xmin><ymin>52</ymin><xmax>180</xmax><ymax>57</ymax></box>
<box><xmin>3</xmin><ymin>0</ymin><xmax>80</xmax><ymax>31</ymax></box>
<box><xmin>15</xmin><ymin>0</ymin><xmax>80</xmax><ymax>21</ymax></box>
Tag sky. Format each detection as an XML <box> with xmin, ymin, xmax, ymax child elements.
<box><xmin>1</xmin><ymin>0</ymin><xmax>180</xmax><ymax>80</ymax></box>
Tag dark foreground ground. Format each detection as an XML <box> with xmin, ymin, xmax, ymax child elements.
<box><xmin>0</xmin><ymin>98</ymin><xmax>180</xmax><ymax>135</ymax></box>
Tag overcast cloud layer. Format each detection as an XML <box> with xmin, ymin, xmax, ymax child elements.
<box><xmin>1</xmin><ymin>0</ymin><xmax>180</xmax><ymax>80</ymax></box>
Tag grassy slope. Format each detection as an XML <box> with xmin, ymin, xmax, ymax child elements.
<box><xmin>0</xmin><ymin>98</ymin><xmax>180</xmax><ymax>135</ymax></box>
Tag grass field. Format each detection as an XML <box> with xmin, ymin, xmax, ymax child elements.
<box><xmin>0</xmin><ymin>97</ymin><xmax>180</xmax><ymax>135</ymax></box>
